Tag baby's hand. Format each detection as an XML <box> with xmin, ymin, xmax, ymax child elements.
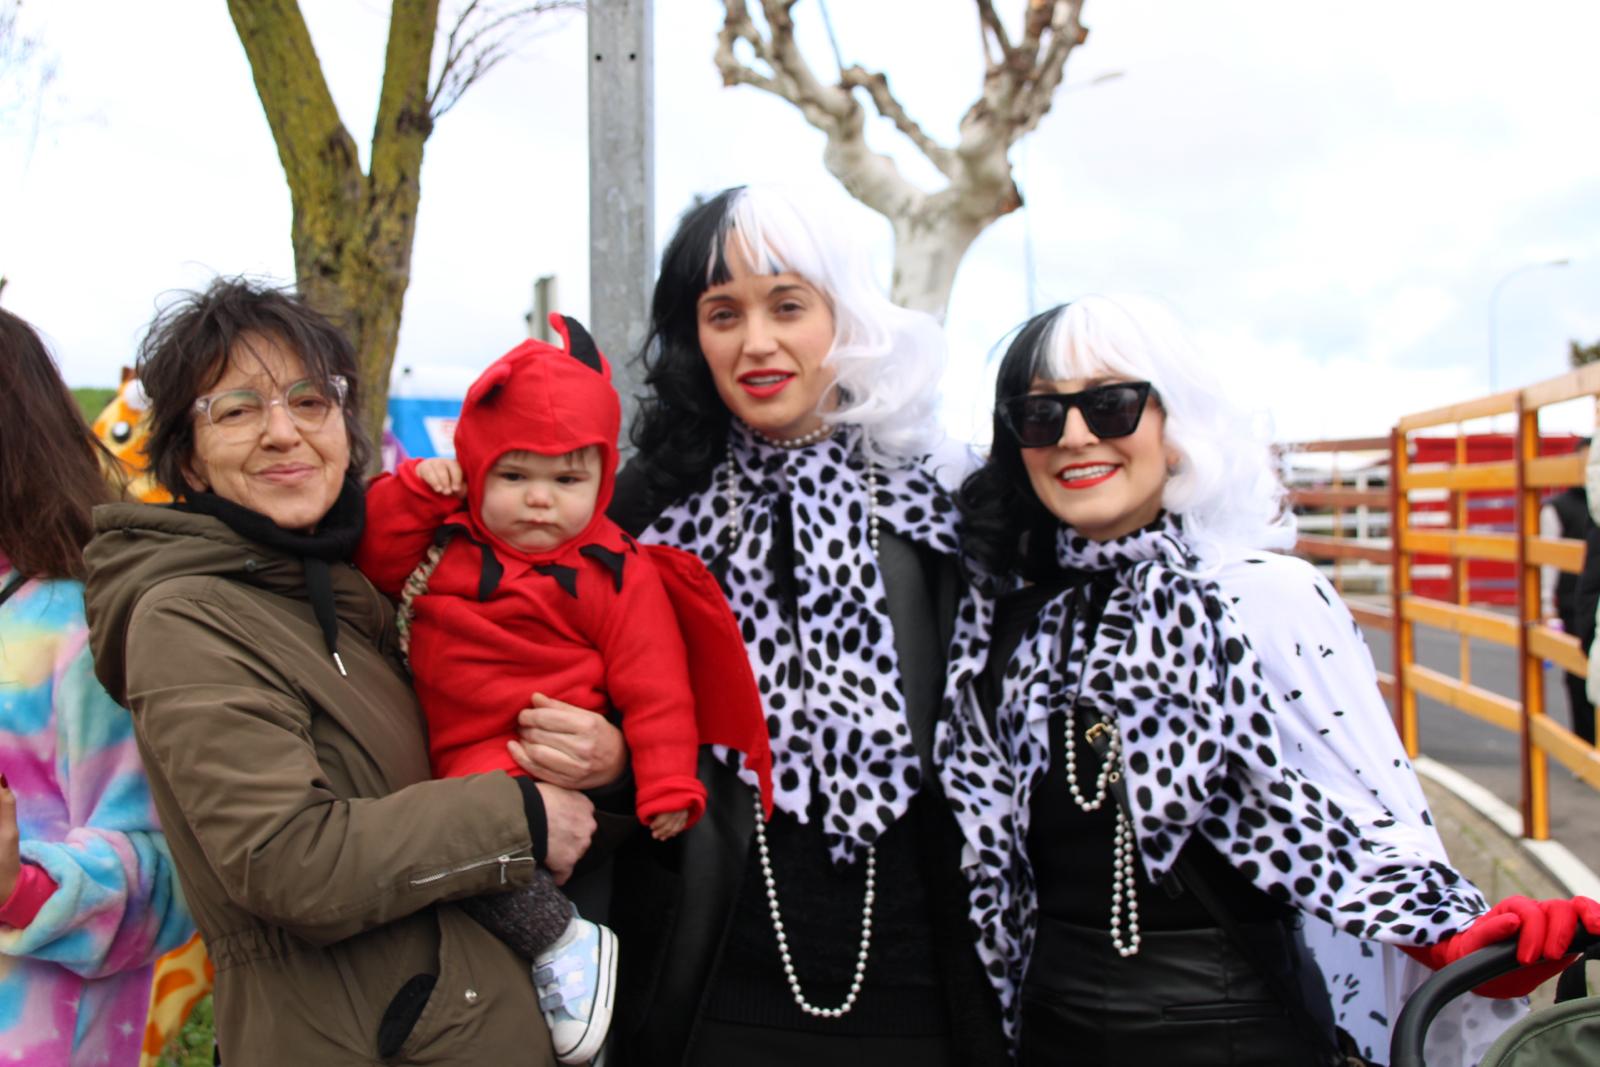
<box><xmin>649</xmin><ymin>809</ymin><xmax>690</xmax><ymax>841</ymax></box>
<box><xmin>416</xmin><ymin>458</ymin><xmax>466</xmax><ymax>498</ymax></box>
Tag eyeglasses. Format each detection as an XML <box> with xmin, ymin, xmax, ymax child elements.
<box><xmin>997</xmin><ymin>381</ymin><xmax>1154</xmax><ymax>448</ymax></box>
<box><xmin>193</xmin><ymin>376</ymin><xmax>348</xmax><ymax>440</ymax></box>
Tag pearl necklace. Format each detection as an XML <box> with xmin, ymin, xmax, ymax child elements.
<box><xmin>721</xmin><ymin>434</ymin><xmax>880</xmax><ymax>554</ymax></box>
<box><xmin>1072</xmin><ymin>716</ymin><xmax>1141</xmax><ymax>957</ymax></box>
<box><xmin>724</xmin><ymin>427</ymin><xmax>882</xmax><ymax>1016</ymax></box>
<box><xmin>751</xmin><ymin>422</ymin><xmax>835</xmax><ymax>449</ymax></box>
<box><xmin>752</xmin><ymin>792</ymin><xmax>876</xmax><ymax>1017</ymax></box>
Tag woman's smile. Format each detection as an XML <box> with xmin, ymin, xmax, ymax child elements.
<box><xmin>737</xmin><ymin>370</ymin><xmax>795</xmax><ymax>398</ymax></box>
<box><xmin>1054</xmin><ymin>462</ymin><xmax>1120</xmax><ymax>489</ymax></box>
<box><xmin>254</xmin><ymin>462</ymin><xmax>316</xmax><ymax>484</ymax></box>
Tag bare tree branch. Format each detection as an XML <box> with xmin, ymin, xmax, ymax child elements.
<box><xmin>974</xmin><ymin>0</ymin><xmax>1013</xmax><ymax>63</ymax></box>
<box><xmin>429</xmin><ymin>0</ymin><xmax>582</xmax><ymax>118</ymax></box>
<box><xmin>0</xmin><ymin>0</ymin><xmax>58</xmax><ymax>138</ymax></box>
<box><xmin>1008</xmin><ymin>0</ymin><xmax>1084</xmax><ymax>131</ymax></box>
<box><xmin>714</xmin><ymin>3</ymin><xmax>783</xmax><ymax>96</ymax></box>
<box><xmin>715</xmin><ymin>0</ymin><xmax>937</xmax><ymax>218</ymax></box>
<box><xmin>839</xmin><ymin>65</ymin><xmax>957</xmax><ymax>177</ymax></box>
<box><xmin>713</xmin><ymin>0</ymin><xmax>1091</xmax><ymax>315</ymax></box>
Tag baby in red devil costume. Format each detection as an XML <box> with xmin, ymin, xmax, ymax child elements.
<box><xmin>357</xmin><ymin>315</ymin><xmax>771</xmax><ymax>1064</ymax></box>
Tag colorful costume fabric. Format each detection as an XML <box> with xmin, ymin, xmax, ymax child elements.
<box><xmin>0</xmin><ymin>567</ymin><xmax>192</xmax><ymax>1066</ymax></box>
<box><xmin>358</xmin><ymin>317</ymin><xmax>769</xmax><ymax>825</ymax></box>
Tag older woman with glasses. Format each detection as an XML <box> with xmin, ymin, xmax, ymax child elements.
<box><xmin>942</xmin><ymin>295</ymin><xmax>1600</xmax><ymax>1066</ymax></box>
<box><xmin>83</xmin><ymin>278</ymin><xmax>601</xmax><ymax>1067</ymax></box>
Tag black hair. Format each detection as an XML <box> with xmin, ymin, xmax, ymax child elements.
<box><xmin>136</xmin><ymin>277</ymin><xmax>372</xmax><ymax>498</ymax></box>
<box><xmin>956</xmin><ymin>306</ymin><xmax>1069</xmax><ymax>581</ymax></box>
<box><xmin>627</xmin><ymin>188</ymin><xmax>747</xmax><ymax>508</ymax></box>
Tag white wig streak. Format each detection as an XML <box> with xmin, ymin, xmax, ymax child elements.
<box><xmin>1039</xmin><ymin>294</ymin><xmax>1296</xmax><ymax>567</ymax></box>
<box><xmin>715</xmin><ymin>186</ymin><xmax>946</xmax><ymax>462</ymax></box>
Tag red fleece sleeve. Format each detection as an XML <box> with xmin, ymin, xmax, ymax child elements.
<box><xmin>596</xmin><ymin>557</ymin><xmax>707</xmax><ymax>827</ymax></box>
<box><xmin>356</xmin><ymin>460</ymin><xmax>465</xmax><ymax>596</ymax></box>
<box><xmin>0</xmin><ymin>863</ymin><xmax>58</xmax><ymax>929</ymax></box>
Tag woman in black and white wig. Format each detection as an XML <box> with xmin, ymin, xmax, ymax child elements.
<box><xmin>942</xmin><ymin>295</ymin><xmax>1600</xmax><ymax>1065</ymax></box>
<box><xmin>606</xmin><ymin>185</ymin><xmax>1006</xmax><ymax>1066</ymax></box>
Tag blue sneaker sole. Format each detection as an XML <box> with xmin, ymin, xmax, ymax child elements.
<box><xmin>555</xmin><ymin>925</ymin><xmax>617</xmax><ymax>1064</ymax></box>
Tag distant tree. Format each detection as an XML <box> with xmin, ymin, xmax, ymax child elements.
<box><xmin>0</xmin><ymin>0</ymin><xmax>55</xmax><ymax>129</ymax></box>
<box><xmin>227</xmin><ymin>0</ymin><xmax>578</xmax><ymax>453</ymax></box>
<box><xmin>715</xmin><ymin>0</ymin><xmax>1090</xmax><ymax>318</ymax></box>
<box><xmin>1571</xmin><ymin>338</ymin><xmax>1600</xmax><ymax>368</ymax></box>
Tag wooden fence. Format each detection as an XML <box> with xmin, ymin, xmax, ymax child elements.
<box><xmin>1287</xmin><ymin>364</ymin><xmax>1600</xmax><ymax>840</ymax></box>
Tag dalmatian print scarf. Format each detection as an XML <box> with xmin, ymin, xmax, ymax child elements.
<box><xmin>936</xmin><ymin>513</ymin><xmax>1491</xmax><ymax>1046</ymax></box>
<box><xmin>647</xmin><ymin>423</ymin><xmax>959</xmax><ymax>864</ymax></box>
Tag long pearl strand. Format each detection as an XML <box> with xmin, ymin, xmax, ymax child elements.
<box><xmin>1067</xmin><ymin>716</ymin><xmax>1141</xmax><ymax>957</ymax></box>
<box><xmin>752</xmin><ymin>793</ymin><xmax>876</xmax><ymax>1017</ymax></box>
<box><xmin>724</xmin><ymin>426</ymin><xmax>882</xmax><ymax>1016</ymax></box>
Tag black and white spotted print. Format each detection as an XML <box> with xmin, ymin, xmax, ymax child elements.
<box><xmin>646</xmin><ymin>423</ymin><xmax>960</xmax><ymax>864</ymax></box>
<box><xmin>935</xmin><ymin>514</ymin><xmax>1496</xmax><ymax>1054</ymax></box>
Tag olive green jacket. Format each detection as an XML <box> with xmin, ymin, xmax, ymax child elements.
<box><xmin>84</xmin><ymin>503</ymin><xmax>554</xmax><ymax>1066</ymax></box>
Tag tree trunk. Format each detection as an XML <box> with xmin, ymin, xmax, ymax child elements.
<box><xmin>887</xmin><ymin>204</ymin><xmax>990</xmax><ymax>319</ymax></box>
<box><xmin>229</xmin><ymin>0</ymin><xmax>437</xmax><ymax>466</ymax></box>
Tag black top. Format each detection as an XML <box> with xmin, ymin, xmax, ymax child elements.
<box><xmin>1549</xmin><ymin>486</ymin><xmax>1590</xmax><ymax>626</ymax></box>
<box><xmin>701</xmin><ymin>796</ymin><xmax>947</xmax><ymax>1034</ymax></box>
<box><xmin>985</xmin><ymin>582</ymin><xmax>1291</xmax><ymax>931</ymax></box>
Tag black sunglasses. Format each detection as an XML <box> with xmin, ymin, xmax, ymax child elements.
<box><xmin>997</xmin><ymin>381</ymin><xmax>1155</xmax><ymax>448</ymax></box>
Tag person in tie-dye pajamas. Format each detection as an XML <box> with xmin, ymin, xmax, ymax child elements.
<box><xmin>0</xmin><ymin>307</ymin><xmax>193</xmax><ymax>1065</ymax></box>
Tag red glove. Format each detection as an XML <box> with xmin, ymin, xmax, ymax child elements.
<box><xmin>1403</xmin><ymin>896</ymin><xmax>1600</xmax><ymax>998</ymax></box>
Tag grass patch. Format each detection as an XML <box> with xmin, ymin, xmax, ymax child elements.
<box><xmin>157</xmin><ymin>995</ymin><xmax>215</xmax><ymax>1067</ymax></box>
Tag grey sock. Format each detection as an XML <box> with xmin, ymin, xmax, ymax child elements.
<box><xmin>459</xmin><ymin>866</ymin><xmax>576</xmax><ymax>959</ymax></box>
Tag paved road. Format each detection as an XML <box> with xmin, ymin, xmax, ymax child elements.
<box><xmin>1359</xmin><ymin>621</ymin><xmax>1599</xmax><ymax>872</ymax></box>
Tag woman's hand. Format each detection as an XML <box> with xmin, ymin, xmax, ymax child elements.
<box><xmin>0</xmin><ymin>774</ymin><xmax>20</xmax><ymax>903</ymax></box>
<box><xmin>506</xmin><ymin>693</ymin><xmax>628</xmax><ymax>790</ymax></box>
<box><xmin>1404</xmin><ymin>895</ymin><xmax>1600</xmax><ymax>998</ymax></box>
<box><xmin>534</xmin><ymin>782</ymin><xmax>596</xmax><ymax>886</ymax></box>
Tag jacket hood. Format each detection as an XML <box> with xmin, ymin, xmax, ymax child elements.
<box><xmin>452</xmin><ymin>315</ymin><xmax>621</xmax><ymax>562</ymax></box>
<box><xmin>83</xmin><ymin>502</ymin><xmax>389</xmax><ymax>703</ymax></box>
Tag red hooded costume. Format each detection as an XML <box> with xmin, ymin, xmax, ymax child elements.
<box><xmin>358</xmin><ymin>316</ymin><xmax>771</xmax><ymax>827</ymax></box>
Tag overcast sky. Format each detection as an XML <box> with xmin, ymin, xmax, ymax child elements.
<box><xmin>3</xmin><ymin>0</ymin><xmax>1598</xmax><ymax>444</ymax></box>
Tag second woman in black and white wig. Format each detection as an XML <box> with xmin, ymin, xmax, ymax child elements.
<box><xmin>940</xmin><ymin>295</ymin><xmax>1599</xmax><ymax>1065</ymax></box>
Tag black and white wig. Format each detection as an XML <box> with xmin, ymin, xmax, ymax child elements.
<box><xmin>960</xmin><ymin>295</ymin><xmax>1294</xmax><ymax>578</ymax></box>
<box><xmin>631</xmin><ymin>186</ymin><xmax>946</xmax><ymax>503</ymax></box>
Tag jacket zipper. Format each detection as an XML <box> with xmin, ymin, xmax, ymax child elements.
<box><xmin>409</xmin><ymin>851</ymin><xmax>536</xmax><ymax>888</ymax></box>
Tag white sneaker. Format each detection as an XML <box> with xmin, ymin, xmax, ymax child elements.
<box><xmin>533</xmin><ymin>917</ymin><xmax>618</xmax><ymax>1064</ymax></box>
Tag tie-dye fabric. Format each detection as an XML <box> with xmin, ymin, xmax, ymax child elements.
<box><xmin>0</xmin><ymin>567</ymin><xmax>192</xmax><ymax>1066</ymax></box>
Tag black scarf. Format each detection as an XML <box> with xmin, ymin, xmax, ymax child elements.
<box><xmin>174</xmin><ymin>474</ymin><xmax>366</xmax><ymax>675</ymax></box>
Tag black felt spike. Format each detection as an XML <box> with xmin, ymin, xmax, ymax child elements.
<box><xmin>433</xmin><ymin>523</ymin><xmax>504</xmax><ymax>600</ymax></box>
<box><xmin>535</xmin><ymin>562</ymin><xmax>580</xmax><ymax>599</ymax></box>
<box><xmin>580</xmin><ymin>544</ymin><xmax>628</xmax><ymax>592</ymax></box>
<box><xmin>561</xmin><ymin>316</ymin><xmax>603</xmax><ymax>373</ymax></box>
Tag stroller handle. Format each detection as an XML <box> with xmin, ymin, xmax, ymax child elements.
<box><xmin>1389</xmin><ymin>928</ymin><xmax>1600</xmax><ymax>1067</ymax></box>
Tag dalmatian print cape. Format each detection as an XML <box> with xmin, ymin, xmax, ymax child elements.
<box><xmin>646</xmin><ymin>423</ymin><xmax>960</xmax><ymax>865</ymax></box>
<box><xmin>936</xmin><ymin>514</ymin><xmax>1520</xmax><ymax>1062</ymax></box>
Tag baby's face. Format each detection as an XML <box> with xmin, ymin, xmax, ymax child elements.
<box><xmin>479</xmin><ymin>447</ymin><xmax>601</xmax><ymax>553</ymax></box>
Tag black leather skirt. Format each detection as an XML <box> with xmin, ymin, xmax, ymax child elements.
<box><xmin>1019</xmin><ymin>916</ymin><xmax>1339</xmax><ymax>1066</ymax></box>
